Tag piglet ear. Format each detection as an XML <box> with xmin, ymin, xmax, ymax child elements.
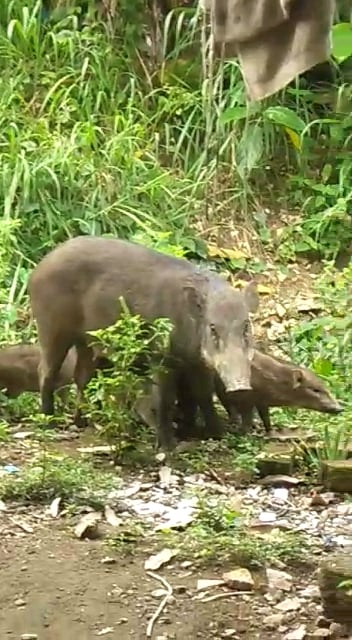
<box><xmin>292</xmin><ymin>368</ymin><xmax>303</xmax><ymax>389</ymax></box>
<box><xmin>183</xmin><ymin>284</ymin><xmax>205</xmax><ymax>314</ymax></box>
<box><xmin>243</xmin><ymin>281</ymin><xmax>259</xmax><ymax>313</ymax></box>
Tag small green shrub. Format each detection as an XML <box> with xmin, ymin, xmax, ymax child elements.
<box><xmin>85</xmin><ymin>307</ymin><xmax>172</xmax><ymax>459</ymax></box>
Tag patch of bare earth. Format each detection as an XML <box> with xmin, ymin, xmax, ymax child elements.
<box><xmin>0</xmin><ymin>524</ymin><xmax>317</xmax><ymax>640</ymax></box>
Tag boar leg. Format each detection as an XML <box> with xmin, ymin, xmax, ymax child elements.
<box><xmin>175</xmin><ymin>371</ymin><xmax>199</xmax><ymax>440</ymax></box>
<box><xmin>237</xmin><ymin>405</ymin><xmax>255</xmax><ymax>433</ymax></box>
<box><xmin>38</xmin><ymin>338</ymin><xmax>71</xmax><ymax>418</ymax></box>
<box><xmin>73</xmin><ymin>340</ymin><xmax>96</xmax><ymax>428</ymax></box>
<box><xmin>155</xmin><ymin>366</ymin><xmax>178</xmax><ymax>451</ymax></box>
<box><xmin>175</xmin><ymin>366</ymin><xmax>223</xmax><ymax>440</ymax></box>
<box><xmin>256</xmin><ymin>404</ymin><xmax>272</xmax><ymax>434</ymax></box>
<box><xmin>214</xmin><ymin>375</ymin><xmax>243</xmax><ymax>430</ymax></box>
<box><xmin>194</xmin><ymin>368</ymin><xmax>224</xmax><ymax>439</ymax></box>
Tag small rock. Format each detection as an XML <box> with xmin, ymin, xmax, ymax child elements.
<box><xmin>285</xmin><ymin>612</ymin><xmax>300</xmax><ymax>623</ymax></box>
<box><xmin>21</xmin><ymin>635</ymin><xmax>38</xmax><ymax>640</ymax></box>
<box><xmin>74</xmin><ymin>512</ymin><xmax>101</xmax><ymax>539</ymax></box>
<box><xmin>275</xmin><ymin>597</ymin><xmax>301</xmax><ymax>612</ymax></box>
<box><xmin>173</xmin><ymin>585</ymin><xmax>187</xmax><ymax>594</ymax></box>
<box><xmin>284</xmin><ymin>625</ymin><xmax>306</xmax><ymax>640</ymax></box>
<box><xmin>263</xmin><ymin>613</ymin><xmax>285</xmax><ymax>629</ymax></box>
<box><xmin>329</xmin><ymin>622</ymin><xmax>348</xmax><ymax>637</ymax></box>
<box><xmin>222</xmin><ymin>568</ymin><xmax>254</xmax><ymax>591</ymax></box>
<box><xmin>317</xmin><ymin>617</ymin><xmax>331</xmax><ymax>628</ymax></box>
<box><xmin>222</xmin><ymin>631</ymin><xmax>237</xmax><ymax>638</ymax></box>
<box><xmin>266</xmin><ymin>568</ymin><xmax>293</xmax><ymax>592</ymax></box>
<box><xmin>101</xmin><ymin>557</ymin><xmax>116</xmax><ymax>565</ymax></box>
<box><xmin>306</xmin><ymin>630</ymin><xmax>331</xmax><ymax>639</ymax></box>
<box><xmin>300</xmin><ymin>585</ymin><xmax>321</xmax><ymax>601</ymax></box>
<box><xmin>15</xmin><ymin>599</ymin><xmax>26</xmax><ymax>607</ymax></box>
<box><xmin>310</xmin><ymin>492</ymin><xmax>336</xmax><ymax>507</ymax></box>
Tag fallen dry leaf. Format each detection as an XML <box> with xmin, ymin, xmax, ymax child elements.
<box><xmin>155</xmin><ymin>506</ymin><xmax>195</xmax><ymax>531</ymax></box>
<box><xmin>49</xmin><ymin>497</ymin><xmax>61</xmax><ymax>518</ymax></box>
<box><xmin>144</xmin><ymin>548</ymin><xmax>177</xmax><ymax>571</ymax></box>
<box><xmin>272</xmin><ymin>487</ymin><xmax>289</xmax><ymax>501</ymax></box>
<box><xmin>10</xmin><ymin>518</ymin><xmax>33</xmax><ymax>534</ymax></box>
<box><xmin>104</xmin><ymin>505</ymin><xmax>122</xmax><ymax>528</ymax></box>
<box><xmin>196</xmin><ymin>579</ymin><xmax>225</xmax><ymax>592</ymax></box>
<box><xmin>74</xmin><ymin>512</ymin><xmax>101</xmax><ymax>539</ymax></box>
<box><xmin>257</xmin><ymin>284</ymin><xmax>273</xmax><ymax>294</ymax></box>
<box><xmin>207</xmin><ymin>244</ymin><xmax>248</xmax><ymax>261</ymax></box>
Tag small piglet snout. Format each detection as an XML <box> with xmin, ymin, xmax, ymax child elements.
<box><xmin>329</xmin><ymin>400</ymin><xmax>344</xmax><ymax>414</ymax></box>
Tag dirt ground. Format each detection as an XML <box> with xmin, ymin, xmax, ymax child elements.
<box><xmin>0</xmin><ymin>519</ymin><xmax>317</xmax><ymax>640</ymax></box>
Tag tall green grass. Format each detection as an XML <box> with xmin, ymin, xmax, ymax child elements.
<box><xmin>0</xmin><ymin>0</ymin><xmax>350</xmax><ymax>342</ymax></box>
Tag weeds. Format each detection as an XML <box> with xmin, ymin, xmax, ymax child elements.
<box><xmin>0</xmin><ymin>453</ymin><xmax>116</xmax><ymax>504</ymax></box>
<box><xmin>85</xmin><ymin>310</ymin><xmax>172</xmax><ymax>460</ymax></box>
<box><xmin>159</xmin><ymin>497</ymin><xmax>310</xmax><ymax>567</ymax></box>
<box><xmin>300</xmin><ymin>423</ymin><xmax>352</xmax><ymax>470</ymax></box>
<box><xmin>173</xmin><ymin>434</ymin><xmax>261</xmax><ymax>477</ymax></box>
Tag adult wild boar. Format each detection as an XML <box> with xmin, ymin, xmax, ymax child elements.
<box><xmin>28</xmin><ymin>236</ymin><xmax>259</xmax><ymax>449</ymax></box>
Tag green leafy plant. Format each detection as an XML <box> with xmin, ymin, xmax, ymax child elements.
<box><xmin>85</xmin><ymin>307</ymin><xmax>172</xmax><ymax>460</ymax></box>
<box><xmin>0</xmin><ymin>453</ymin><xmax>115</xmax><ymax>503</ymax></box>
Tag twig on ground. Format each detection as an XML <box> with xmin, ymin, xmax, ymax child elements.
<box><xmin>206</xmin><ymin>467</ymin><xmax>226</xmax><ymax>485</ymax></box>
<box><xmin>201</xmin><ymin>590</ymin><xmax>252</xmax><ymax>603</ymax></box>
<box><xmin>146</xmin><ymin>570</ymin><xmax>173</xmax><ymax>638</ymax></box>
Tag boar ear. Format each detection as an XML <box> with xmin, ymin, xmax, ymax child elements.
<box><xmin>243</xmin><ymin>281</ymin><xmax>259</xmax><ymax>314</ymax></box>
<box><xmin>183</xmin><ymin>284</ymin><xmax>205</xmax><ymax>313</ymax></box>
<box><xmin>292</xmin><ymin>368</ymin><xmax>303</xmax><ymax>389</ymax></box>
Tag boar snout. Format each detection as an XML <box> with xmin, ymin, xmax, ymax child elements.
<box><xmin>324</xmin><ymin>400</ymin><xmax>344</xmax><ymax>414</ymax></box>
<box><xmin>225</xmin><ymin>380</ymin><xmax>252</xmax><ymax>393</ymax></box>
<box><xmin>217</xmin><ymin>361</ymin><xmax>252</xmax><ymax>393</ymax></box>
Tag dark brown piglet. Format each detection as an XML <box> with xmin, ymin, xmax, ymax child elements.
<box><xmin>216</xmin><ymin>350</ymin><xmax>343</xmax><ymax>433</ymax></box>
<box><xmin>0</xmin><ymin>344</ymin><xmax>76</xmax><ymax>400</ymax></box>
<box><xmin>28</xmin><ymin>236</ymin><xmax>259</xmax><ymax>450</ymax></box>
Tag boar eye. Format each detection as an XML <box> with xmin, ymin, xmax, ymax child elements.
<box><xmin>312</xmin><ymin>388</ymin><xmax>320</xmax><ymax>394</ymax></box>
